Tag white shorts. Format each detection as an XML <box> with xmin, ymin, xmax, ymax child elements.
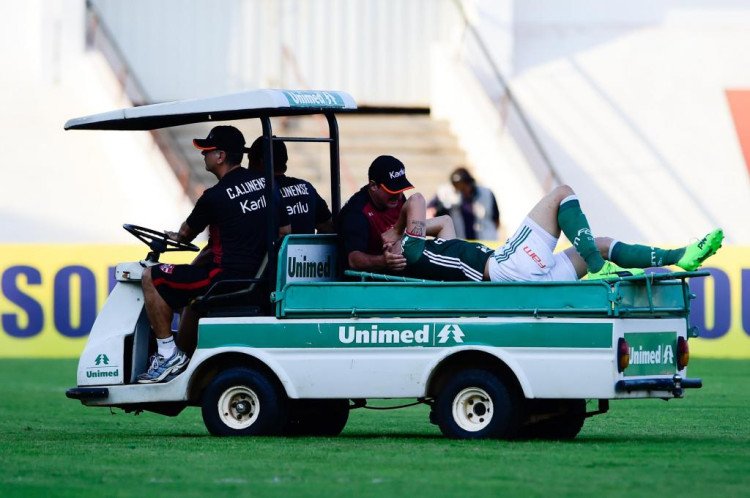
<box><xmin>487</xmin><ymin>217</ymin><xmax>577</xmax><ymax>282</ymax></box>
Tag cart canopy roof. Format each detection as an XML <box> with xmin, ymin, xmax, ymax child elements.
<box><xmin>65</xmin><ymin>89</ymin><xmax>357</xmax><ymax>131</ymax></box>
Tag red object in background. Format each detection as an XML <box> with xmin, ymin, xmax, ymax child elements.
<box><xmin>726</xmin><ymin>89</ymin><xmax>750</xmax><ymax>176</ymax></box>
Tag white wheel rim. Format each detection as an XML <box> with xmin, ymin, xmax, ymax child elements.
<box><xmin>218</xmin><ymin>386</ymin><xmax>260</xmax><ymax>430</ymax></box>
<box><xmin>452</xmin><ymin>387</ymin><xmax>493</xmax><ymax>432</ymax></box>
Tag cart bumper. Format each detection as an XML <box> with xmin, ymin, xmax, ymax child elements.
<box><xmin>615</xmin><ymin>375</ymin><xmax>702</xmax><ymax>397</ymax></box>
<box><xmin>66</xmin><ymin>387</ymin><xmax>109</xmax><ymax>401</ymax></box>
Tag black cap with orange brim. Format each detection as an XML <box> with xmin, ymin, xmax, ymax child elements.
<box><xmin>193</xmin><ymin>125</ymin><xmax>248</xmax><ymax>152</ymax></box>
<box><xmin>368</xmin><ymin>155</ymin><xmax>414</xmax><ymax>194</ymax></box>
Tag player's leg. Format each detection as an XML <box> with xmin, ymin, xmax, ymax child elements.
<box><xmin>562</xmin><ymin>242</ymin><xmax>645</xmax><ymax>280</ymax></box>
<box><xmin>560</xmin><ymin>247</ymin><xmax>588</xmax><ymax>278</ymax></box>
<box><xmin>427</xmin><ymin>215</ymin><xmax>456</xmax><ymax>239</ymax></box>
<box><xmin>578</xmin><ymin>231</ymin><xmax>724</xmax><ymax>279</ymax></box>
<box><xmin>527</xmin><ymin>185</ymin><xmax>606</xmax><ymax>273</ymax></box>
<box><xmin>606</xmin><ymin>229</ymin><xmax>724</xmax><ymax>271</ymax></box>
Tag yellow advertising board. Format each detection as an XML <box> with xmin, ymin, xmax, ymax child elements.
<box><xmin>0</xmin><ymin>244</ymin><xmax>748</xmax><ymax>358</ymax></box>
<box><xmin>0</xmin><ymin>245</ymin><xmax>193</xmax><ymax>358</ymax></box>
<box><xmin>684</xmin><ymin>246</ymin><xmax>749</xmax><ymax>358</ymax></box>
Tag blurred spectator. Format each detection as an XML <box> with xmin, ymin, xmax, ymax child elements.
<box><xmin>427</xmin><ymin>167</ymin><xmax>500</xmax><ymax>241</ymax></box>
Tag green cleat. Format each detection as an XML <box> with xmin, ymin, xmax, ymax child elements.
<box><xmin>586</xmin><ymin>261</ymin><xmax>645</xmax><ymax>281</ymax></box>
<box><xmin>676</xmin><ymin>228</ymin><xmax>724</xmax><ymax>271</ymax></box>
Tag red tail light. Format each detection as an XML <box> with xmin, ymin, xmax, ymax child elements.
<box><xmin>617</xmin><ymin>337</ymin><xmax>630</xmax><ymax>373</ymax></box>
<box><xmin>677</xmin><ymin>336</ymin><xmax>689</xmax><ymax>370</ymax></box>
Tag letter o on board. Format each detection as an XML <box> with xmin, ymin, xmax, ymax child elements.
<box><xmin>690</xmin><ymin>268</ymin><xmax>731</xmax><ymax>339</ymax></box>
<box><xmin>54</xmin><ymin>266</ymin><xmax>97</xmax><ymax>338</ymax></box>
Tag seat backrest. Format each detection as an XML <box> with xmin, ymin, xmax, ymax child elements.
<box><xmin>275</xmin><ymin>234</ymin><xmax>339</xmax><ymax>289</ymax></box>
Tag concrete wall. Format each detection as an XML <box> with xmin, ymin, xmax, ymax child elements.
<box><xmin>89</xmin><ymin>0</ymin><xmax>459</xmax><ymax>105</ymax></box>
<box><xmin>0</xmin><ymin>0</ymin><xmax>193</xmax><ymax>243</ymax></box>
<box><xmin>22</xmin><ymin>0</ymin><xmax>750</xmax><ymax>244</ymax></box>
<box><xmin>434</xmin><ymin>0</ymin><xmax>750</xmax><ymax>244</ymax></box>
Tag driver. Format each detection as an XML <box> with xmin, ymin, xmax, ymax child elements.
<box><xmin>139</xmin><ymin>125</ymin><xmax>290</xmax><ymax>383</ymax></box>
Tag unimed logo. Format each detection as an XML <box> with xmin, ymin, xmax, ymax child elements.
<box><xmin>87</xmin><ymin>352</ymin><xmax>119</xmax><ymax>379</ymax></box>
<box><xmin>285</xmin><ymin>90</ymin><xmax>342</xmax><ymax>107</ymax></box>
<box><xmin>629</xmin><ymin>345</ymin><xmax>674</xmax><ymax>366</ymax></box>
<box><xmin>437</xmin><ymin>324</ymin><xmax>465</xmax><ymax>344</ymax></box>
<box><xmin>336</xmin><ymin>323</ymin><xmax>466</xmax><ymax>345</ymax></box>
<box><xmin>624</xmin><ymin>332</ymin><xmax>676</xmax><ymax>376</ymax></box>
<box><xmin>338</xmin><ymin>324</ymin><xmax>429</xmax><ymax>344</ymax></box>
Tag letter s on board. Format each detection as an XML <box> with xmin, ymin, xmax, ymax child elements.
<box><xmin>2</xmin><ymin>266</ymin><xmax>44</xmax><ymax>338</ymax></box>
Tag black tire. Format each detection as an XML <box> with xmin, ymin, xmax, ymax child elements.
<box><xmin>201</xmin><ymin>367</ymin><xmax>286</xmax><ymax>436</ymax></box>
<box><xmin>434</xmin><ymin>369</ymin><xmax>521</xmax><ymax>439</ymax></box>
<box><xmin>519</xmin><ymin>399</ymin><xmax>586</xmax><ymax>440</ymax></box>
<box><xmin>283</xmin><ymin>399</ymin><xmax>350</xmax><ymax>436</ymax></box>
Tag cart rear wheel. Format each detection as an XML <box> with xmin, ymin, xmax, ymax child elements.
<box><xmin>435</xmin><ymin>369</ymin><xmax>520</xmax><ymax>439</ymax></box>
<box><xmin>520</xmin><ymin>399</ymin><xmax>586</xmax><ymax>440</ymax></box>
<box><xmin>201</xmin><ymin>367</ymin><xmax>285</xmax><ymax>436</ymax></box>
<box><xmin>284</xmin><ymin>399</ymin><xmax>350</xmax><ymax>436</ymax></box>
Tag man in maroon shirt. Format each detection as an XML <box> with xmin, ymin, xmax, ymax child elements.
<box><xmin>337</xmin><ymin>155</ymin><xmax>414</xmax><ymax>272</ymax></box>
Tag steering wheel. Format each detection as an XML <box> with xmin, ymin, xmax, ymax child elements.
<box><xmin>123</xmin><ymin>224</ymin><xmax>200</xmax><ymax>254</ymax></box>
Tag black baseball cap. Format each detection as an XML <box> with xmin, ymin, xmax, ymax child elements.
<box><xmin>248</xmin><ymin>136</ymin><xmax>288</xmax><ymax>170</ymax></box>
<box><xmin>193</xmin><ymin>126</ymin><xmax>247</xmax><ymax>153</ymax></box>
<box><xmin>368</xmin><ymin>155</ymin><xmax>414</xmax><ymax>194</ymax></box>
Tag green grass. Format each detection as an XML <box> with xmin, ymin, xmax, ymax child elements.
<box><xmin>0</xmin><ymin>359</ymin><xmax>748</xmax><ymax>498</ymax></box>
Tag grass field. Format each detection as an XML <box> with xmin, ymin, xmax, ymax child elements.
<box><xmin>0</xmin><ymin>359</ymin><xmax>748</xmax><ymax>498</ymax></box>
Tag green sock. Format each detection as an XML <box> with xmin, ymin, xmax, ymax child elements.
<box><xmin>610</xmin><ymin>241</ymin><xmax>685</xmax><ymax>268</ymax></box>
<box><xmin>557</xmin><ymin>197</ymin><xmax>605</xmax><ymax>272</ymax></box>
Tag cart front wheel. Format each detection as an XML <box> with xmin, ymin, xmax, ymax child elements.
<box><xmin>201</xmin><ymin>368</ymin><xmax>285</xmax><ymax>436</ymax></box>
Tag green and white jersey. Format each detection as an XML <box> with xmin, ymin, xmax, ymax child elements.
<box><xmin>403</xmin><ymin>236</ymin><xmax>493</xmax><ymax>281</ymax></box>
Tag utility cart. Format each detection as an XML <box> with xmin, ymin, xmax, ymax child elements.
<box><xmin>65</xmin><ymin>89</ymin><xmax>703</xmax><ymax>439</ymax></box>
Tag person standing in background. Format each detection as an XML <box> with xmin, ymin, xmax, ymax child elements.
<box><xmin>427</xmin><ymin>167</ymin><xmax>500</xmax><ymax>241</ymax></box>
